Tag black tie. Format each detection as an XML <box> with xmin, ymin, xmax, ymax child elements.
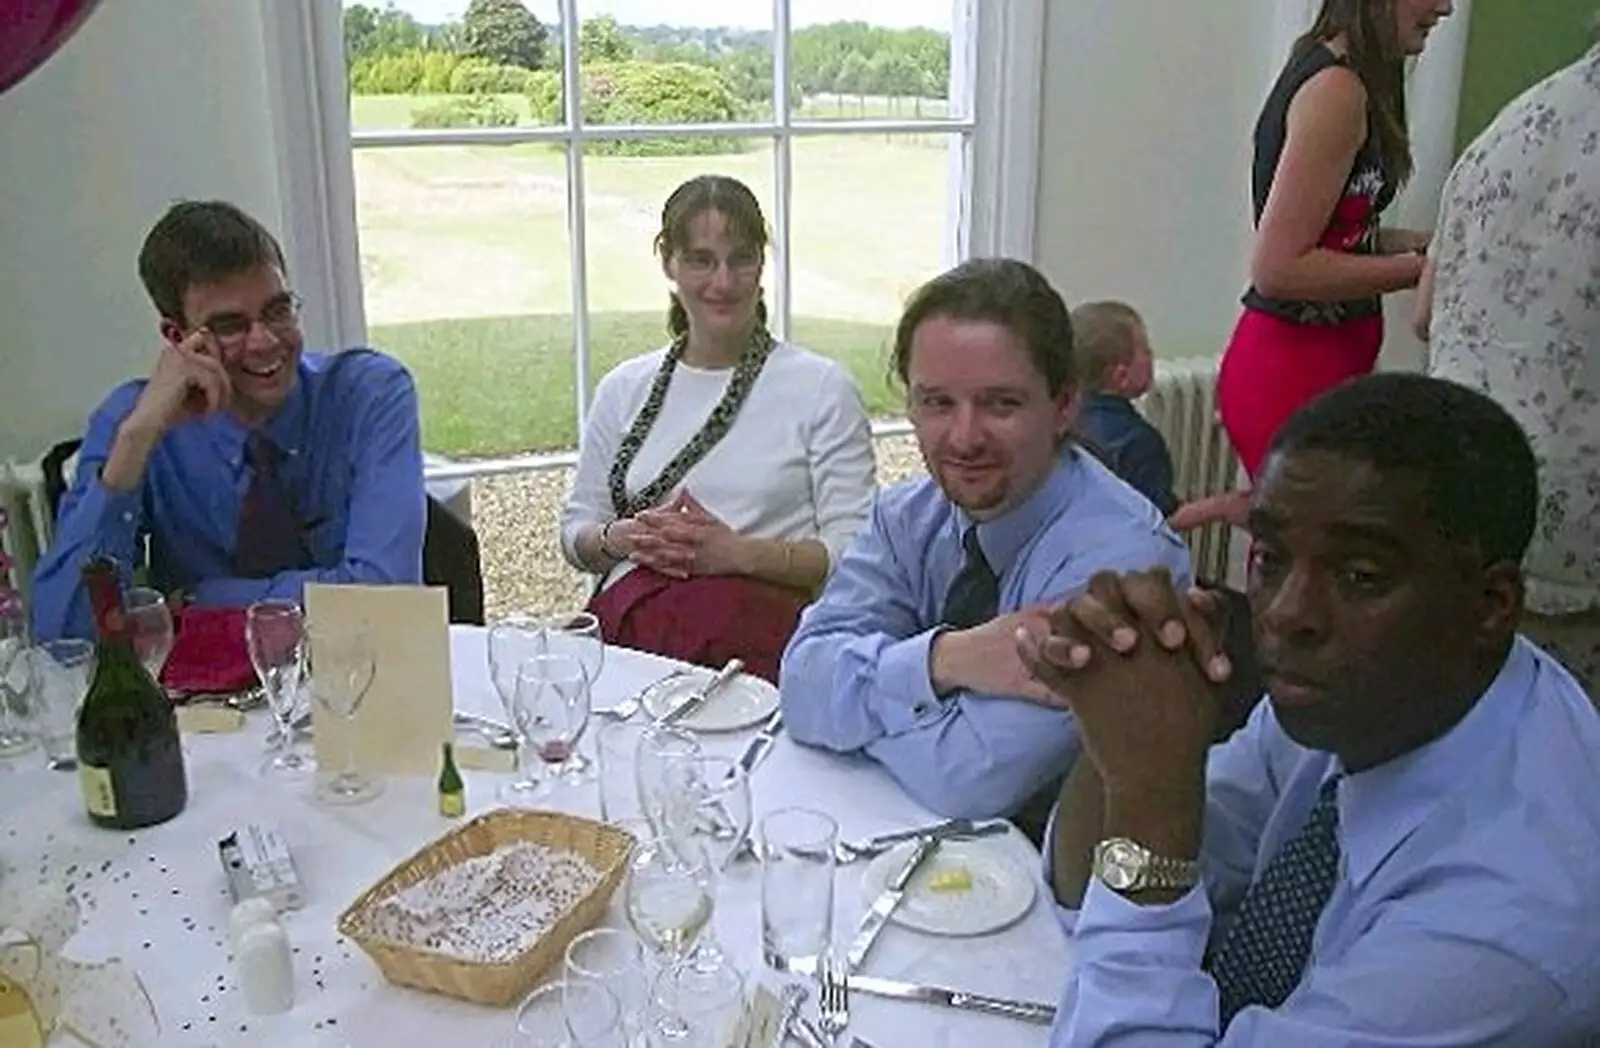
<box><xmin>1205</xmin><ymin>777</ymin><xmax>1343</xmax><ymax>1026</ymax></box>
<box><xmin>940</xmin><ymin>526</ymin><xmax>999</xmax><ymax>629</ymax></box>
<box><xmin>231</xmin><ymin>434</ymin><xmax>310</xmax><ymax>578</ymax></box>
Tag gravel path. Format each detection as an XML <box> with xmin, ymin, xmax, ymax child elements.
<box><xmin>470</xmin><ymin>432</ymin><xmax>926</xmax><ymax>620</ymax></box>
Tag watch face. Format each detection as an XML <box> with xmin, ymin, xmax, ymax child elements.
<box><xmin>1099</xmin><ymin>839</ymin><xmax>1145</xmax><ymax>891</ymax></box>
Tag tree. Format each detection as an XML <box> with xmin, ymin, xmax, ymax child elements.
<box><xmin>462</xmin><ymin>0</ymin><xmax>548</xmax><ymax>70</ymax></box>
<box><xmin>579</xmin><ymin>15</ymin><xmax>632</xmax><ymax>64</ymax></box>
<box><xmin>344</xmin><ymin>3</ymin><xmax>427</xmax><ymax>62</ymax></box>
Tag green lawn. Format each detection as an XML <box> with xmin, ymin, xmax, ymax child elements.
<box><xmin>350</xmin><ymin>92</ymin><xmax>956</xmax><ymax>459</ymax></box>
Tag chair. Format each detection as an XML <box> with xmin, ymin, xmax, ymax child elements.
<box><xmin>38</xmin><ymin>438</ymin><xmax>484</xmax><ymax>624</ymax></box>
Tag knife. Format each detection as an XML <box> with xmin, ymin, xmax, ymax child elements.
<box><xmin>660</xmin><ymin>657</ymin><xmax>744</xmax><ymax>724</ymax></box>
<box><xmin>731</xmin><ymin>710</ymin><xmax>784</xmax><ymax>777</ymax></box>
<box><xmin>858</xmin><ymin>818</ymin><xmax>1010</xmax><ymax>851</ymax></box>
<box><xmin>845</xmin><ymin>835</ymin><xmax>941</xmax><ymax>971</ymax></box>
<box><xmin>844</xmin><ymin>973</ymin><xmax>1056</xmax><ymax>1025</ymax></box>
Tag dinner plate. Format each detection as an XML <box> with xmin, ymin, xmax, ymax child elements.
<box><xmin>859</xmin><ymin>837</ymin><xmax>1037</xmax><ymax>937</ymax></box>
<box><xmin>639</xmin><ymin>668</ymin><xmax>781</xmax><ymax>733</ymax></box>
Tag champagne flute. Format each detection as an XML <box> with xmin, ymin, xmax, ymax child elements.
<box><xmin>123</xmin><ymin>587</ymin><xmax>174</xmax><ymax>683</ymax></box>
<box><xmin>246</xmin><ymin>600</ymin><xmax>309</xmax><ymax>776</ymax></box>
<box><xmin>513</xmin><ymin>653</ymin><xmax>590</xmax><ymax>789</ymax></box>
<box><xmin>624</xmin><ymin>833</ymin><xmax>716</xmax><ymax>968</ymax></box>
<box><xmin>308</xmin><ymin>622</ymin><xmax>382</xmax><ymax>805</ymax></box>
<box><xmin>660</xmin><ymin>754</ymin><xmax>752</xmax><ymax>872</ymax></box>
<box><xmin>635</xmin><ymin>723</ymin><xmax>702</xmax><ymax>837</ymax></box>
<box><xmin>0</xmin><ymin>593</ymin><xmax>37</xmax><ymax>758</ymax></box>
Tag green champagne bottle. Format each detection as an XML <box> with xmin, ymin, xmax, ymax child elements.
<box><xmin>437</xmin><ymin>741</ymin><xmax>464</xmax><ymax>818</ymax></box>
<box><xmin>76</xmin><ymin>557</ymin><xmax>188</xmax><ymax>829</ymax></box>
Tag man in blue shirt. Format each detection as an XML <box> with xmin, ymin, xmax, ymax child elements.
<box><xmin>1021</xmin><ymin>373</ymin><xmax>1600</xmax><ymax>1044</ymax></box>
<box><xmin>31</xmin><ymin>201</ymin><xmax>425</xmax><ymax>641</ymax></box>
<box><xmin>778</xmin><ymin>259</ymin><xmax>1192</xmax><ymax>821</ymax></box>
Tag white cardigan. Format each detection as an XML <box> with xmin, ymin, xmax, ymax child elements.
<box><xmin>560</xmin><ymin>341</ymin><xmax>878</xmax><ymax>591</ymax></box>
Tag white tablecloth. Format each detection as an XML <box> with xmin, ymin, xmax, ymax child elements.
<box><xmin>2</xmin><ymin>627</ymin><xmax>1072</xmax><ymax>1047</ymax></box>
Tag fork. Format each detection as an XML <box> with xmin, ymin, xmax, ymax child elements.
<box><xmin>818</xmin><ymin>953</ymin><xmax>850</xmax><ymax>1043</ymax></box>
<box><xmin>597</xmin><ymin>666</ymin><xmax>692</xmax><ymax>722</ymax></box>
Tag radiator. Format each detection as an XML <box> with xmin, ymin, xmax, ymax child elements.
<box><xmin>0</xmin><ymin>463</ymin><xmax>51</xmax><ymax>606</ymax></box>
<box><xmin>1136</xmin><ymin>357</ymin><xmax>1241</xmax><ymax>584</ymax></box>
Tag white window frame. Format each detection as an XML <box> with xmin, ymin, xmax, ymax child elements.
<box><xmin>261</xmin><ymin>0</ymin><xmax>1044</xmax><ymax>480</ymax></box>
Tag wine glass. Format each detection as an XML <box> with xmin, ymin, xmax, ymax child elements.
<box><xmin>308</xmin><ymin>622</ymin><xmax>382</xmax><ymax>805</ymax></box>
<box><xmin>647</xmin><ymin>953</ymin><xmax>748</xmax><ymax>1047</ymax></box>
<box><xmin>660</xmin><ymin>754</ymin><xmax>752</xmax><ymax>872</ymax></box>
<box><xmin>513</xmin><ymin>979</ymin><xmax>625</xmax><ymax>1048</ymax></box>
<box><xmin>486</xmin><ymin>617</ymin><xmax>541</xmax><ymax>723</ymax></box>
<box><xmin>635</xmin><ymin>723</ymin><xmax>702</xmax><ymax>837</ymax></box>
<box><xmin>563</xmin><ymin>928</ymin><xmax>650</xmax><ymax>1044</ymax></box>
<box><xmin>123</xmin><ymin>587</ymin><xmax>174</xmax><ymax>684</ymax></box>
<box><xmin>0</xmin><ymin>593</ymin><xmax>37</xmax><ymax>758</ymax></box>
<box><xmin>513</xmin><ymin>653</ymin><xmax>591</xmax><ymax>788</ymax></box>
<box><xmin>246</xmin><ymin>600</ymin><xmax>309</xmax><ymax>777</ymax></box>
<box><xmin>538</xmin><ymin>611</ymin><xmax>603</xmax><ymax>782</ymax></box>
<box><xmin>624</xmin><ymin>833</ymin><xmax>716</xmax><ymax>968</ymax></box>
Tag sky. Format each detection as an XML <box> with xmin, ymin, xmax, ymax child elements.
<box><xmin>363</xmin><ymin>0</ymin><xmax>955</xmax><ymax>32</ymax></box>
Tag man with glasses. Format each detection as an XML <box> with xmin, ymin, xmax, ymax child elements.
<box><xmin>31</xmin><ymin>200</ymin><xmax>425</xmax><ymax>641</ymax></box>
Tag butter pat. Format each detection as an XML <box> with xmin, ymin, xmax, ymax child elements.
<box><xmin>926</xmin><ymin>865</ymin><xmax>973</xmax><ymax>893</ymax></box>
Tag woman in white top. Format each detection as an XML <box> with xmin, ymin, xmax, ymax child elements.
<box><xmin>561</xmin><ymin>174</ymin><xmax>876</xmax><ymax>681</ymax></box>
<box><xmin>1416</xmin><ymin>26</ymin><xmax>1600</xmax><ymax>691</ymax></box>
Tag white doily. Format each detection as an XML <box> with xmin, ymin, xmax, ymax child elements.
<box><xmin>358</xmin><ymin>842</ymin><xmax>601</xmax><ymax>963</ymax></box>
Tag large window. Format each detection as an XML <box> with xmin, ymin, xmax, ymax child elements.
<box><xmin>338</xmin><ymin>0</ymin><xmax>989</xmax><ymax>468</ymax></box>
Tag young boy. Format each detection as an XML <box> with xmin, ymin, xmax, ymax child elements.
<box><xmin>1072</xmin><ymin>300</ymin><xmax>1247</xmax><ymax>532</ymax></box>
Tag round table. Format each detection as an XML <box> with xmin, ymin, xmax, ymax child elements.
<box><xmin>3</xmin><ymin>626</ymin><xmax>1072</xmax><ymax>1047</ymax></box>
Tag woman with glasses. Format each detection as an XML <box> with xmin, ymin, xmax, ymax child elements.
<box><xmin>30</xmin><ymin>200</ymin><xmax>424</xmax><ymax>643</ymax></box>
<box><xmin>560</xmin><ymin>175</ymin><xmax>876</xmax><ymax>682</ymax></box>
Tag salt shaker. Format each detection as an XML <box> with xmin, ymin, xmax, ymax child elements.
<box><xmin>236</xmin><ymin>919</ymin><xmax>295</xmax><ymax>1014</ymax></box>
<box><xmin>228</xmin><ymin>897</ymin><xmax>279</xmax><ymax>952</ymax></box>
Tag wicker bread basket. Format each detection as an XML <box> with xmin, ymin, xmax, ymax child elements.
<box><xmin>336</xmin><ymin>808</ymin><xmax>634</xmax><ymax>1006</ymax></box>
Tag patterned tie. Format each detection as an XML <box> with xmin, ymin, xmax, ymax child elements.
<box><xmin>940</xmin><ymin>526</ymin><xmax>1000</xmax><ymax>629</ymax></box>
<box><xmin>1206</xmin><ymin>777</ymin><xmax>1343</xmax><ymax>1027</ymax></box>
<box><xmin>231</xmin><ymin>433</ymin><xmax>309</xmax><ymax>578</ymax></box>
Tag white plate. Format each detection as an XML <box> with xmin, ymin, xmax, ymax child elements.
<box><xmin>859</xmin><ymin>837</ymin><xmax>1036</xmax><ymax>937</ymax></box>
<box><xmin>639</xmin><ymin>668</ymin><xmax>781</xmax><ymax>733</ymax></box>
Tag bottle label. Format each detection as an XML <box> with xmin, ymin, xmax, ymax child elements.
<box><xmin>79</xmin><ymin>763</ymin><xmax>117</xmax><ymax>818</ymax></box>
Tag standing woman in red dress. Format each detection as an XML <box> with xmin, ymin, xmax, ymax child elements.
<box><xmin>1217</xmin><ymin>0</ymin><xmax>1451</xmax><ymax>480</ymax></box>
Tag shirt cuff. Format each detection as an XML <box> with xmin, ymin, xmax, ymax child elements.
<box><xmin>1075</xmin><ymin>876</ymin><xmax>1212</xmax><ymax>966</ymax></box>
<box><xmin>868</xmin><ymin>628</ymin><xmax>953</xmax><ymax>735</ymax></box>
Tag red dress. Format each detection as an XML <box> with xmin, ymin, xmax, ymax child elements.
<box><xmin>1217</xmin><ymin>43</ymin><xmax>1394</xmax><ymax>479</ymax></box>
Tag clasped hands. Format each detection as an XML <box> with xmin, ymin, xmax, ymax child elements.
<box><xmin>606</xmin><ymin>490</ymin><xmax>745</xmax><ymax>579</ymax></box>
<box><xmin>1014</xmin><ymin>569</ymin><xmax>1237</xmax><ymax>794</ymax></box>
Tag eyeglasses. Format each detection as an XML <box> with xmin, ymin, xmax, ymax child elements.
<box><xmin>199</xmin><ymin>292</ymin><xmax>303</xmax><ymax>347</ymax></box>
<box><xmin>676</xmin><ymin>249</ymin><xmax>762</xmax><ymax>278</ymax></box>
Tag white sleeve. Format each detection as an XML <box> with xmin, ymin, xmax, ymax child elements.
<box><xmin>805</xmin><ymin>361</ymin><xmax>877</xmax><ymax>573</ymax></box>
<box><xmin>560</xmin><ymin>366</ymin><xmax>631</xmax><ymax>571</ymax></box>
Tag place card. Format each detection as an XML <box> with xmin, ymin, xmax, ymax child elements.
<box><xmin>304</xmin><ymin>584</ymin><xmax>453</xmax><ymax>776</ymax></box>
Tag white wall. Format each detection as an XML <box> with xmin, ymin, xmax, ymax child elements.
<box><xmin>0</xmin><ymin>0</ymin><xmax>284</xmax><ymax>462</ymax></box>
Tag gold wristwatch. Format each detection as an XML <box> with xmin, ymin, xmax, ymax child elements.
<box><xmin>1093</xmin><ymin>837</ymin><xmax>1201</xmax><ymax>894</ymax></box>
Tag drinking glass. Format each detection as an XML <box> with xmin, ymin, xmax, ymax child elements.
<box><xmin>596</xmin><ymin>721</ymin><xmax>648</xmax><ymax>823</ymax></box>
<box><xmin>513</xmin><ymin>979</ymin><xmax>625</xmax><ymax>1048</ymax></box>
<box><xmin>564</xmin><ymin>928</ymin><xmax>650</xmax><ymax>1043</ymax></box>
<box><xmin>624</xmin><ymin>834</ymin><xmax>716</xmax><ymax>967</ymax></box>
<box><xmin>760</xmin><ymin>808</ymin><xmax>838</xmax><ymax>968</ymax></box>
<box><xmin>123</xmin><ymin>587</ymin><xmax>174</xmax><ymax>683</ymax></box>
<box><xmin>246</xmin><ymin>600</ymin><xmax>309</xmax><ymax>777</ymax></box>
<box><xmin>486</xmin><ymin>617</ymin><xmax>541</xmax><ymax>723</ymax></box>
<box><xmin>28</xmin><ymin>639</ymin><xmax>93</xmax><ymax>770</ymax></box>
<box><xmin>646</xmin><ymin>953</ymin><xmax>748</xmax><ymax>1047</ymax></box>
<box><xmin>515</xmin><ymin>653</ymin><xmax>591</xmax><ymax>787</ymax></box>
<box><xmin>538</xmin><ymin>611</ymin><xmax>604</xmax><ymax>781</ymax></box>
<box><xmin>308</xmin><ymin>622</ymin><xmax>382</xmax><ymax>805</ymax></box>
<box><xmin>660</xmin><ymin>754</ymin><xmax>752</xmax><ymax>872</ymax></box>
<box><xmin>0</xmin><ymin>596</ymin><xmax>37</xmax><ymax>758</ymax></box>
<box><xmin>635</xmin><ymin>723</ymin><xmax>702</xmax><ymax>836</ymax></box>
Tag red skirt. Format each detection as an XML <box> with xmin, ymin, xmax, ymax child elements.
<box><xmin>587</xmin><ymin>567</ymin><xmax>811</xmax><ymax>684</ymax></box>
<box><xmin>1216</xmin><ymin>307</ymin><xmax>1383</xmax><ymax>479</ymax></box>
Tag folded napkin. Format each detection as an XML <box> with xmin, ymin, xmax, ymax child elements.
<box><xmin>159</xmin><ymin>605</ymin><xmax>257</xmax><ymax>696</ymax></box>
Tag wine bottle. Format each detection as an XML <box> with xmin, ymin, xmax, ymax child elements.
<box><xmin>76</xmin><ymin>557</ymin><xmax>188</xmax><ymax>829</ymax></box>
<box><xmin>437</xmin><ymin>741</ymin><xmax>464</xmax><ymax>818</ymax></box>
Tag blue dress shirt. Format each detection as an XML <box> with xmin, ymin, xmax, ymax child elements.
<box><xmin>778</xmin><ymin>450</ymin><xmax>1193</xmax><ymax>819</ymax></box>
<box><xmin>1053</xmin><ymin>638</ymin><xmax>1600</xmax><ymax>1046</ymax></box>
<box><xmin>1078</xmin><ymin>391</ymin><xmax>1178</xmax><ymax>517</ymax></box>
<box><xmin>31</xmin><ymin>349</ymin><xmax>426</xmax><ymax>641</ymax></box>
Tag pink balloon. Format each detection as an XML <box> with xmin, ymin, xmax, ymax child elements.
<box><xmin>0</xmin><ymin>0</ymin><xmax>103</xmax><ymax>97</ymax></box>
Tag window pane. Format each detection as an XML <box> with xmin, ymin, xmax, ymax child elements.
<box><xmin>344</xmin><ymin>0</ymin><xmax>565</xmax><ymax>135</ymax></box>
<box><xmin>790</xmin><ymin>1</ymin><xmax>958</xmax><ymax>122</ymax></box>
<box><xmin>580</xmin><ymin>145</ymin><xmax>776</xmax><ymax>395</ymax></box>
<box><xmin>788</xmin><ymin>132</ymin><xmax>964</xmax><ymax>419</ymax></box>
<box><xmin>354</xmin><ymin>144</ymin><xmax>574</xmax><ymax>459</ymax></box>
<box><xmin>574</xmin><ymin>1</ymin><xmax>773</xmax><ymax>125</ymax></box>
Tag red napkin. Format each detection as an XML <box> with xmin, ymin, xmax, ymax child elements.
<box><xmin>159</xmin><ymin>605</ymin><xmax>257</xmax><ymax>696</ymax></box>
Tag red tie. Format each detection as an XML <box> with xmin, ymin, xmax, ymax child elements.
<box><xmin>231</xmin><ymin>434</ymin><xmax>309</xmax><ymax>578</ymax></box>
